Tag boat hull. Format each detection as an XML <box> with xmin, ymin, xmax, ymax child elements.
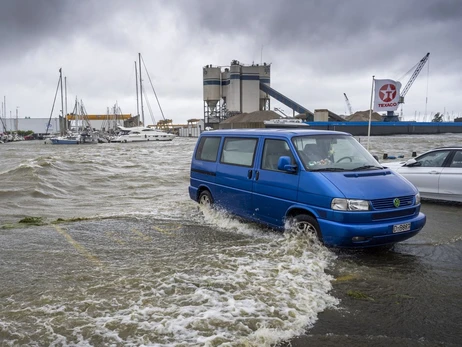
<box><xmin>111</xmin><ymin>128</ymin><xmax>176</xmax><ymax>143</ymax></box>
<box><xmin>50</xmin><ymin>138</ymin><xmax>80</xmax><ymax>145</ymax></box>
<box><xmin>111</xmin><ymin>136</ymin><xmax>175</xmax><ymax>143</ymax></box>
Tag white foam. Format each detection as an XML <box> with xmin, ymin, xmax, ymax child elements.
<box><xmin>1</xmin><ymin>217</ymin><xmax>338</xmax><ymax>346</ymax></box>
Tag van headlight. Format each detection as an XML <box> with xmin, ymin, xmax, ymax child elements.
<box><xmin>331</xmin><ymin>198</ymin><xmax>370</xmax><ymax>211</ymax></box>
<box><xmin>415</xmin><ymin>193</ymin><xmax>421</xmax><ymax>205</ymax></box>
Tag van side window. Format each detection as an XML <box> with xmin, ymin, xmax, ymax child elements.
<box><xmin>262</xmin><ymin>139</ymin><xmax>295</xmax><ymax>171</ymax></box>
<box><xmin>221</xmin><ymin>137</ymin><xmax>257</xmax><ymax>167</ymax></box>
<box><xmin>195</xmin><ymin>137</ymin><xmax>221</xmax><ymax>162</ymax></box>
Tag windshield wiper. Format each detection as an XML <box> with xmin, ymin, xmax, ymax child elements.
<box><xmin>309</xmin><ymin>167</ymin><xmax>346</xmax><ymax>172</ymax></box>
<box><xmin>351</xmin><ymin>165</ymin><xmax>383</xmax><ymax>171</ymax></box>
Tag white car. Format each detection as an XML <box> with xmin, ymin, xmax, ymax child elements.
<box><xmin>385</xmin><ymin>146</ymin><xmax>462</xmax><ymax>203</ymax></box>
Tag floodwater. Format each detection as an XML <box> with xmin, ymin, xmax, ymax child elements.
<box><xmin>0</xmin><ymin>134</ymin><xmax>461</xmax><ymax>346</ymax></box>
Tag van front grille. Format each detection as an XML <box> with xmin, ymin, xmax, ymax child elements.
<box><xmin>371</xmin><ymin>195</ymin><xmax>414</xmax><ymax>210</ymax></box>
<box><xmin>372</xmin><ymin>208</ymin><xmax>416</xmax><ymax>220</ymax></box>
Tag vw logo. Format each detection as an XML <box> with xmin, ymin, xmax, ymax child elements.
<box><xmin>393</xmin><ymin>198</ymin><xmax>400</xmax><ymax>208</ymax></box>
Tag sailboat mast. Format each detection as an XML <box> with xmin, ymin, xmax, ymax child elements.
<box><xmin>59</xmin><ymin>68</ymin><xmax>65</xmax><ymax>135</ymax></box>
<box><xmin>65</xmin><ymin>76</ymin><xmax>68</xmax><ymax>122</ymax></box>
<box><xmin>4</xmin><ymin>96</ymin><xmax>7</xmax><ymax>132</ymax></box>
<box><xmin>1</xmin><ymin>97</ymin><xmax>6</xmax><ymax>132</ymax></box>
<box><xmin>139</xmin><ymin>53</ymin><xmax>145</xmax><ymax>126</ymax></box>
<box><xmin>135</xmin><ymin>61</ymin><xmax>140</xmax><ymax>122</ymax></box>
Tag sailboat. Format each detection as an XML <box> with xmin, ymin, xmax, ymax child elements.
<box><xmin>48</xmin><ymin>70</ymin><xmax>98</xmax><ymax>145</ymax></box>
<box><xmin>113</xmin><ymin>53</ymin><xmax>176</xmax><ymax>143</ymax></box>
<box><xmin>50</xmin><ymin>99</ymin><xmax>98</xmax><ymax>144</ymax></box>
<box><xmin>110</xmin><ymin>125</ymin><xmax>176</xmax><ymax>142</ymax></box>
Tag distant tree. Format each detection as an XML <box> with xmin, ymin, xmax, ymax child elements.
<box><xmin>432</xmin><ymin>112</ymin><xmax>443</xmax><ymax>122</ymax></box>
<box><xmin>17</xmin><ymin>130</ymin><xmax>34</xmax><ymax>136</ymax></box>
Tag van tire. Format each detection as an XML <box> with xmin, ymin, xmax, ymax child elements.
<box><xmin>293</xmin><ymin>214</ymin><xmax>322</xmax><ymax>241</ymax></box>
<box><xmin>198</xmin><ymin>190</ymin><xmax>213</xmax><ymax>207</ymax></box>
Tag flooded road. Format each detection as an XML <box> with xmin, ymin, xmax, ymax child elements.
<box><xmin>290</xmin><ymin>201</ymin><xmax>462</xmax><ymax>346</ymax></box>
<box><xmin>1</xmin><ymin>135</ymin><xmax>461</xmax><ymax>346</ymax></box>
<box><xmin>1</xmin><ymin>214</ymin><xmax>338</xmax><ymax>346</ymax></box>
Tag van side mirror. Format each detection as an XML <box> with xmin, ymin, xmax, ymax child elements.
<box><xmin>277</xmin><ymin>156</ymin><xmax>297</xmax><ymax>173</ymax></box>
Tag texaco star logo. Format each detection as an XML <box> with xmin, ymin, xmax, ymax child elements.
<box><xmin>379</xmin><ymin>84</ymin><xmax>397</xmax><ymax>102</ymax></box>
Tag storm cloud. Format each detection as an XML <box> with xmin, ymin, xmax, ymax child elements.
<box><xmin>1</xmin><ymin>0</ymin><xmax>461</xmax><ymax>123</ymax></box>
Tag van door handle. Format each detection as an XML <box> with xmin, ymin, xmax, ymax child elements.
<box><xmin>428</xmin><ymin>171</ymin><xmax>439</xmax><ymax>174</ymax></box>
<box><xmin>255</xmin><ymin>171</ymin><xmax>260</xmax><ymax>181</ymax></box>
<box><xmin>248</xmin><ymin>170</ymin><xmax>253</xmax><ymax>179</ymax></box>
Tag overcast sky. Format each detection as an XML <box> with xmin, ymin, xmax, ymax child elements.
<box><xmin>1</xmin><ymin>0</ymin><xmax>461</xmax><ymax>125</ymax></box>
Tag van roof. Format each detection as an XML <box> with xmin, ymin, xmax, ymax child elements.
<box><xmin>200</xmin><ymin>128</ymin><xmax>351</xmax><ymax>138</ymax></box>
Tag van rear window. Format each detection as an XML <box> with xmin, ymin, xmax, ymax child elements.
<box><xmin>195</xmin><ymin>137</ymin><xmax>221</xmax><ymax>162</ymax></box>
<box><xmin>221</xmin><ymin>137</ymin><xmax>257</xmax><ymax>167</ymax></box>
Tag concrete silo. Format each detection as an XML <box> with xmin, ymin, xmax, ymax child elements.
<box><xmin>240</xmin><ymin>64</ymin><xmax>260</xmax><ymax>113</ymax></box>
<box><xmin>259</xmin><ymin>63</ymin><xmax>271</xmax><ymax>110</ymax></box>
<box><xmin>226</xmin><ymin>60</ymin><xmax>242</xmax><ymax>115</ymax></box>
<box><xmin>221</xmin><ymin>68</ymin><xmax>230</xmax><ymax>116</ymax></box>
<box><xmin>203</xmin><ymin>65</ymin><xmax>222</xmax><ymax>123</ymax></box>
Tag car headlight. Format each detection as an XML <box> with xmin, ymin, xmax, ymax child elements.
<box><xmin>331</xmin><ymin>198</ymin><xmax>370</xmax><ymax>211</ymax></box>
<box><xmin>415</xmin><ymin>193</ymin><xmax>421</xmax><ymax>205</ymax></box>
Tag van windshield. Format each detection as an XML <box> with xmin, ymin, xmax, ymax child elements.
<box><xmin>292</xmin><ymin>135</ymin><xmax>381</xmax><ymax>171</ymax></box>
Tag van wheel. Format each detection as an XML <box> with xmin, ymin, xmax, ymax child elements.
<box><xmin>293</xmin><ymin>214</ymin><xmax>322</xmax><ymax>241</ymax></box>
<box><xmin>198</xmin><ymin>190</ymin><xmax>213</xmax><ymax>207</ymax></box>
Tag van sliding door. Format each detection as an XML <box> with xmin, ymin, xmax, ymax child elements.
<box><xmin>215</xmin><ymin>137</ymin><xmax>258</xmax><ymax>219</ymax></box>
<box><xmin>253</xmin><ymin>138</ymin><xmax>300</xmax><ymax>227</ymax></box>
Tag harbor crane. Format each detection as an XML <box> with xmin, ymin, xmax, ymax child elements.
<box><xmin>343</xmin><ymin>93</ymin><xmax>353</xmax><ymax>115</ymax></box>
<box><xmin>399</xmin><ymin>52</ymin><xmax>430</xmax><ymax>104</ymax></box>
<box><xmin>383</xmin><ymin>52</ymin><xmax>430</xmax><ymax>121</ymax></box>
<box><xmin>397</xmin><ymin>52</ymin><xmax>430</xmax><ymax>119</ymax></box>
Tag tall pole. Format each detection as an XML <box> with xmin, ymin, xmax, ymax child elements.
<box><xmin>15</xmin><ymin>107</ymin><xmax>19</xmax><ymax>132</ymax></box>
<box><xmin>1</xmin><ymin>100</ymin><xmax>5</xmax><ymax>132</ymax></box>
<box><xmin>139</xmin><ymin>53</ymin><xmax>144</xmax><ymax>126</ymax></box>
<box><xmin>219</xmin><ymin>67</ymin><xmax>222</xmax><ymax>121</ymax></box>
<box><xmin>4</xmin><ymin>96</ymin><xmax>7</xmax><ymax>132</ymax></box>
<box><xmin>135</xmin><ymin>61</ymin><xmax>139</xmax><ymax>120</ymax></box>
<box><xmin>59</xmin><ymin>68</ymin><xmax>65</xmax><ymax>134</ymax></box>
<box><xmin>65</xmin><ymin>76</ymin><xmax>68</xmax><ymax>120</ymax></box>
<box><xmin>260</xmin><ymin>45</ymin><xmax>263</xmax><ymax>65</ymax></box>
<box><xmin>367</xmin><ymin>75</ymin><xmax>375</xmax><ymax>152</ymax></box>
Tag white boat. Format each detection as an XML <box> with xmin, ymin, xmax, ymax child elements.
<box><xmin>111</xmin><ymin>126</ymin><xmax>176</xmax><ymax>143</ymax></box>
<box><xmin>108</xmin><ymin>53</ymin><xmax>177</xmax><ymax>144</ymax></box>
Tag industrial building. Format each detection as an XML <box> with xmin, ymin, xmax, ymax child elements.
<box><xmin>1</xmin><ymin>117</ymin><xmax>61</xmax><ymax>135</ymax></box>
<box><xmin>202</xmin><ymin>60</ymin><xmax>344</xmax><ymax>128</ymax></box>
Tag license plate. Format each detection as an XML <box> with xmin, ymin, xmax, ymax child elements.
<box><xmin>393</xmin><ymin>222</ymin><xmax>411</xmax><ymax>233</ymax></box>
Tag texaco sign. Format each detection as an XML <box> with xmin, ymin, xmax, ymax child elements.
<box><xmin>373</xmin><ymin>79</ymin><xmax>401</xmax><ymax>111</ymax></box>
<box><xmin>379</xmin><ymin>84</ymin><xmax>397</xmax><ymax>103</ymax></box>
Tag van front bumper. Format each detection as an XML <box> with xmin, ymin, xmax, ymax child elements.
<box><xmin>318</xmin><ymin>212</ymin><xmax>426</xmax><ymax>248</ymax></box>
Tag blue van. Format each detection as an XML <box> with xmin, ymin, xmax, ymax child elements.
<box><xmin>189</xmin><ymin>129</ymin><xmax>426</xmax><ymax>248</ymax></box>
